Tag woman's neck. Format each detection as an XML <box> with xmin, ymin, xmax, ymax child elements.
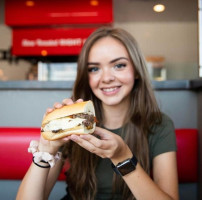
<box><xmin>102</xmin><ymin>102</ymin><xmax>129</xmax><ymax>130</ymax></box>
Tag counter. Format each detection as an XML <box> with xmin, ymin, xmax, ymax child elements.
<box><xmin>0</xmin><ymin>79</ymin><xmax>201</xmax><ymax>90</ymax></box>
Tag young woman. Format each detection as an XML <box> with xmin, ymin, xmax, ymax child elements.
<box><xmin>16</xmin><ymin>27</ymin><xmax>179</xmax><ymax>200</ymax></box>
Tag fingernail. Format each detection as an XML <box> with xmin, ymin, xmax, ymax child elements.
<box><xmin>55</xmin><ymin>104</ymin><xmax>63</xmax><ymax>108</ymax></box>
<box><xmin>47</xmin><ymin>108</ymin><xmax>53</xmax><ymax>113</ymax></box>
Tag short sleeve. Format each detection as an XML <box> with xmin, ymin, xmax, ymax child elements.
<box><xmin>148</xmin><ymin>113</ymin><xmax>177</xmax><ymax>164</ymax></box>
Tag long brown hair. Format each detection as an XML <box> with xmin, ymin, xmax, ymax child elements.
<box><xmin>63</xmin><ymin>27</ymin><xmax>162</xmax><ymax>200</ymax></box>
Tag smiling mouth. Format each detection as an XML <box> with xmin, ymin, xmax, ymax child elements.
<box><xmin>102</xmin><ymin>87</ymin><xmax>120</xmax><ymax>92</ymax></box>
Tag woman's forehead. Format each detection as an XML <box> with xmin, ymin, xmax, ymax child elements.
<box><xmin>88</xmin><ymin>37</ymin><xmax>129</xmax><ymax>61</ymax></box>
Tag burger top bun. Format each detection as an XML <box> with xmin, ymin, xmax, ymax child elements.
<box><xmin>42</xmin><ymin>100</ymin><xmax>95</xmax><ymax>126</ymax></box>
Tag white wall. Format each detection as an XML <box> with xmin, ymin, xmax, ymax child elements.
<box><xmin>0</xmin><ymin>24</ymin><xmax>32</xmax><ymax>80</ymax></box>
<box><xmin>115</xmin><ymin>22</ymin><xmax>198</xmax><ymax>80</ymax></box>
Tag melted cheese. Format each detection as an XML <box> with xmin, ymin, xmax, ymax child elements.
<box><xmin>43</xmin><ymin>117</ymin><xmax>85</xmax><ymax>132</ymax></box>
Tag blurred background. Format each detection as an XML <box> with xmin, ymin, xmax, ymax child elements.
<box><xmin>0</xmin><ymin>0</ymin><xmax>199</xmax><ymax>81</ymax></box>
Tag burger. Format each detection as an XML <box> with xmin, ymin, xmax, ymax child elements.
<box><xmin>41</xmin><ymin>100</ymin><xmax>96</xmax><ymax>141</ymax></box>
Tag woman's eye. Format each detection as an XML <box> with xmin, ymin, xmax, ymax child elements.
<box><xmin>114</xmin><ymin>63</ymin><xmax>126</xmax><ymax>69</ymax></box>
<box><xmin>88</xmin><ymin>67</ymin><xmax>99</xmax><ymax>73</ymax></box>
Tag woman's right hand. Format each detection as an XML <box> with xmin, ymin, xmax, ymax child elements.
<box><xmin>38</xmin><ymin>98</ymin><xmax>84</xmax><ymax>155</ymax></box>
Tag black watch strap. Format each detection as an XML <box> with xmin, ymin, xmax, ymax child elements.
<box><xmin>111</xmin><ymin>163</ymin><xmax>122</xmax><ymax>176</ymax></box>
<box><xmin>111</xmin><ymin>155</ymin><xmax>138</xmax><ymax>176</ymax></box>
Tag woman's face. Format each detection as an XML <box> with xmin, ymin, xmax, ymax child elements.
<box><xmin>88</xmin><ymin>37</ymin><xmax>135</xmax><ymax>107</ymax></box>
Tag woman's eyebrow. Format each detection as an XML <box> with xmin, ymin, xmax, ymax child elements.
<box><xmin>110</xmin><ymin>57</ymin><xmax>129</xmax><ymax>63</ymax></box>
<box><xmin>87</xmin><ymin>57</ymin><xmax>128</xmax><ymax>65</ymax></box>
<box><xmin>87</xmin><ymin>62</ymin><xmax>99</xmax><ymax>65</ymax></box>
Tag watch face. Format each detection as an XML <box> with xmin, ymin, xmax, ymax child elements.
<box><xmin>117</xmin><ymin>160</ymin><xmax>136</xmax><ymax>176</ymax></box>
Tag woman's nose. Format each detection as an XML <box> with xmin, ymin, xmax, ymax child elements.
<box><xmin>101</xmin><ymin>69</ymin><xmax>115</xmax><ymax>83</ymax></box>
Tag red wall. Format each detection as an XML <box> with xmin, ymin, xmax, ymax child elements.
<box><xmin>5</xmin><ymin>0</ymin><xmax>113</xmax><ymax>56</ymax></box>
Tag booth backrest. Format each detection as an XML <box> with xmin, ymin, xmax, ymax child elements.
<box><xmin>0</xmin><ymin>127</ymin><xmax>66</xmax><ymax>180</ymax></box>
<box><xmin>175</xmin><ymin>129</ymin><xmax>198</xmax><ymax>183</ymax></box>
<box><xmin>0</xmin><ymin>127</ymin><xmax>198</xmax><ymax>183</ymax></box>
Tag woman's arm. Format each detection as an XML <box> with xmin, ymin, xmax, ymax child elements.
<box><xmin>44</xmin><ymin>159</ymin><xmax>64</xmax><ymax>199</ymax></box>
<box><xmin>16</xmin><ymin>137</ymin><xmax>65</xmax><ymax>200</ymax></box>
<box><xmin>68</xmin><ymin>127</ymin><xmax>179</xmax><ymax>200</ymax></box>
<box><xmin>16</xmin><ymin>160</ymin><xmax>62</xmax><ymax>200</ymax></box>
<box><xmin>120</xmin><ymin>152</ymin><xmax>179</xmax><ymax>200</ymax></box>
<box><xmin>152</xmin><ymin>152</ymin><xmax>179</xmax><ymax>199</ymax></box>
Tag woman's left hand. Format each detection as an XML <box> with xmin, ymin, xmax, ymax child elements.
<box><xmin>68</xmin><ymin>127</ymin><xmax>133</xmax><ymax>164</ymax></box>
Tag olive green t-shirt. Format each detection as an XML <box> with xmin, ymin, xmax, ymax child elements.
<box><xmin>95</xmin><ymin>113</ymin><xmax>177</xmax><ymax>200</ymax></box>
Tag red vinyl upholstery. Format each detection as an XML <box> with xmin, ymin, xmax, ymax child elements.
<box><xmin>175</xmin><ymin>129</ymin><xmax>198</xmax><ymax>183</ymax></box>
<box><xmin>0</xmin><ymin>127</ymin><xmax>66</xmax><ymax>180</ymax></box>
<box><xmin>0</xmin><ymin>127</ymin><xmax>198</xmax><ymax>183</ymax></box>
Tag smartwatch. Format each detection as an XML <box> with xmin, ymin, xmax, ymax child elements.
<box><xmin>111</xmin><ymin>155</ymin><xmax>138</xmax><ymax>176</ymax></box>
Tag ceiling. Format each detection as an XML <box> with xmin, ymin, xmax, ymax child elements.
<box><xmin>114</xmin><ymin>0</ymin><xmax>198</xmax><ymax>22</ymax></box>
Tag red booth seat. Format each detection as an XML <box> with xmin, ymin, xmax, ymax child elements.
<box><xmin>0</xmin><ymin>127</ymin><xmax>198</xmax><ymax>183</ymax></box>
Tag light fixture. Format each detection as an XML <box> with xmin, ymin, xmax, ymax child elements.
<box><xmin>90</xmin><ymin>0</ymin><xmax>99</xmax><ymax>6</ymax></box>
<box><xmin>153</xmin><ymin>4</ymin><xmax>165</xmax><ymax>13</ymax></box>
<box><xmin>41</xmin><ymin>50</ymin><xmax>48</xmax><ymax>56</ymax></box>
<box><xmin>25</xmin><ymin>1</ymin><xmax>35</xmax><ymax>7</ymax></box>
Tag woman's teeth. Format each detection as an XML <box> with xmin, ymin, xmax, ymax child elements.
<box><xmin>103</xmin><ymin>87</ymin><xmax>117</xmax><ymax>92</ymax></box>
